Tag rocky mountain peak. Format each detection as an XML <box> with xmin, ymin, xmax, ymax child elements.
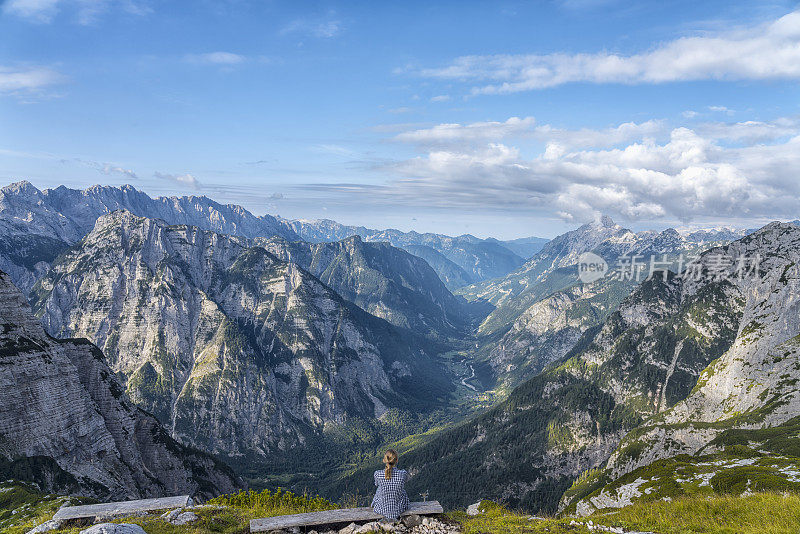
<box><xmin>2</xmin><ymin>180</ymin><xmax>40</xmax><ymax>196</ymax></box>
<box><xmin>598</xmin><ymin>215</ymin><xmax>616</xmax><ymax>228</ymax></box>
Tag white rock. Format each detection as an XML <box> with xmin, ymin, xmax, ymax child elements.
<box><xmin>465</xmin><ymin>502</ymin><xmax>482</xmax><ymax>516</ymax></box>
<box><xmin>25</xmin><ymin>519</ymin><xmax>62</xmax><ymax>534</ymax></box>
<box><xmin>79</xmin><ymin>524</ymin><xmax>147</xmax><ymax>534</ymax></box>
<box><xmin>170</xmin><ymin>511</ymin><xmax>199</xmax><ymax>525</ymax></box>
<box><xmin>160</xmin><ymin>508</ymin><xmax>182</xmax><ymax>522</ymax></box>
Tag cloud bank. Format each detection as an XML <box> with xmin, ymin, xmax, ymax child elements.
<box><xmin>342</xmin><ymin>115</ymin><xmax>800</xmax><ymax>224</ymax></box>
<box><xmin>418</xmin><ymin>10</ymin><xmax>800</xmax><ymax>93</ymax></box>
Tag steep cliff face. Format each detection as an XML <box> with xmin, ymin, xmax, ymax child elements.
<box><xmin>257</xmin><ymin>236</ymin><xmax>470</xmax><ymax>339</ymax></box>
<box><xmin>0</xmin><ymin>270</ymin><xmax>239</xmax><ymax>501</ymax></box>
<box><xmin>565</xmin><ymin>223</ymin><xmax>800</xmax><ymax>514</ymax></box>
<box><xmin>32</xmin><ymin>211</ymin><xmax>453</xmax><ymax>459</ymax></box>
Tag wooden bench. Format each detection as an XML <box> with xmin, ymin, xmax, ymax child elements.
<box><xmin>250</xmin><ymin>501</ymin><xmax>443</xmax><ymax>532</ymax></box>
<box><xmin>53</xmin><ymin>495</ymin><xmax>191</xmax><ymax>521</ymax></box>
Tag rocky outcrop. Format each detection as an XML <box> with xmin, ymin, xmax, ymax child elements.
<box><xmin>486</xmin><ymin>276</ymin><xmax>630</xmax><ymax>389</ymax></box>
<box><xmin>32</xmin><ymin>211</ymin><xmax>453</xmax><ymax>459</ymax></box>
<box><xmin>0</xmin><ymin>270</ymin><xmax>239</xmax><ymax>501</ymax></box>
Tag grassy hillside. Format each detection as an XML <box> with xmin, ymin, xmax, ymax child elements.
<box><xmin>562</xmin><ymin>415</ymin><xmax>800</xmax><ymax>516</ymax></box>
<box><xmin>0</xmin><ymin>481</ymin><xmax>93</xmax><ymax>534</ymax></box>
<box><xmin>456</xmin><ymin>493</ymin><xmax>800</xmax><ymax>533</ymax></box>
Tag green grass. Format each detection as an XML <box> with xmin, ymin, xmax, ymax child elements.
<box><xmin>206</xmin><ymin>487</ymin><xmax>336</xmax><ymax>516</ymax></box>
<box><xmin>453</xmin><ymin>493</ymin><xmax>800</xmax><ymax>534</ymax></box>
<box><xmin>6</xmin><ymin>488</ymin><xmax>336</xmax><ymax>534</ymax></box>
<box><xmin>449</xmin><ymin>501</ymin><xmax>593</xmax><ymax>534</ymax></box>
<box><xmin>0</xmin><ymin>481</ymin><xmax>92</xmax><ymax>534</ymax></box>
<box><xmin>596</xmin><ymin>492</ymin><xmax>800</xmax><ymax>534</ymax></box>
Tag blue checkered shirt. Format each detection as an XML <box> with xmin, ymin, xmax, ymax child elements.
<box><xmin>371</xmin><ymin>468</ymin><xmax>409</xmax><ymax>520</ymax></box>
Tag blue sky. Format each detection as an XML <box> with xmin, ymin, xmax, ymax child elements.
<box><xmin>2</xmin><ymin>0</ymin><xmax>800</xmax><ymax>238</ymax></box>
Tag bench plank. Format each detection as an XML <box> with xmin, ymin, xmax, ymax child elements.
<box><xmin>250</xmin><ymin>501</ymin><xmax>443</xmax><ymax>532</ymax></box>
<box><xmin>53</xmin><ymin>495</ymin><xmax>191</xmax><ymax>521</ymax></box>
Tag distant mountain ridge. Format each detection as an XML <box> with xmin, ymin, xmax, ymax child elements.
<box><xmin>0</xmin><ymin>269</ymin><xmax>240</xmax><ymax>500</ymax></box>
<box><xmin>0</xmin><ymin>181</ymin><xmax>298</xmax><ymax>242</ymax></box>
<box><xmin>0</xmin><ymin>181</ymin><xmax>296</xmax><ymax>293</ymax></box>
<box><xmin>0</xmin><ymin>181</ymin><xmax>540</xmax><ymax>293</ymax></box>
<box><xmin>285</xmin><ymin>217</ymin><xmax>539</xmax><ymax>288</ymax></box>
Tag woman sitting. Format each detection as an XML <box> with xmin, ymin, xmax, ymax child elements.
<box><xmin>371</xmin><ymin>449</ymin><xmax>409</xmax><ymax>521</ymax></box>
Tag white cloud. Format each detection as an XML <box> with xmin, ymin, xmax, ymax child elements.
<box><xmin>682</xmin><ymin>110</ymin><xmax>699</xmax><ymax>119</ymax></box>
<box><xmin>696</xmin><ymin>117</ymin><xmax>800</xmax><ymax>143</ymax></box>
<box><xmin>100</xmin><ymin>164</ymin><xmax>137</xmax><ymax>180</ymax></box>
<box><xmin>185</xmin><ymin>52</ymin><xmax>246</xmax><ymax>65</ymax></box>
<box><xmin>708</xmin><ymin>105</ymin><xmax>735</xmax><ymax>115</ymax></box>
<box><xmin>394</xmin><ymin>116</ymin><xmax>665</xmax><ymax>150</ymax></box>
<box><xmin>430</xmin><ymin>94</ymin><xmax>451</xmax><ymax>102</ymax></box>
<box><xmin>280</xmin><ymin>17</ymin><xmax>342</xmax><ymax>38</ymax></box>
<box><xmin>0</xmin><ymin>65</ymin><xmax>63</xmax><ymax>95</ymax></box>
<box><xmin>73</xmin><ymin>158</ymin><xmax>138</xmax><ymax>179</ymax></box>
<box><xmin>418</xmin><ymin>10</ymin><xmax>800</xmax><ymax>93</ymax></box>
<box><xmin>3</xmin><ymin>0</ymin><xmax>60</xmax><ymax>22</ymax></box>
<box><xmin>395</xmin><ymin>117</ymin><xmax>538</xmax><ymax>144</ymax></box>
<box><xmin>154</xmin><ymin>171</ymin><xmax>201</xmax><ymax>189</ymax></box>
<box><xmin>3</xmin><ymin>0</ymin><xmax>150</xmax><ymax>24</ymax></box>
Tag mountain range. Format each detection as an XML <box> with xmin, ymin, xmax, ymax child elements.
<box><xmin>458</xmin><ymin>216</ymin><xmax>729</xmax><ymax>390</ymax></box>
<box><xmin>3</xmin><ymin>179</ymin><xmax>800</xmax><ymax>519</ymax></box>
<box><xmin>0</xmin><ymin>182</ymin><xmax>542</xmax><ymax>295</ymax></box>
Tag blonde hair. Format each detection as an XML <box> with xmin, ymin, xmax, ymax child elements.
<box><xmin>383</xmin><ymin>449</ymin><xmax>398</xmax><ymax>480</ymax></box>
